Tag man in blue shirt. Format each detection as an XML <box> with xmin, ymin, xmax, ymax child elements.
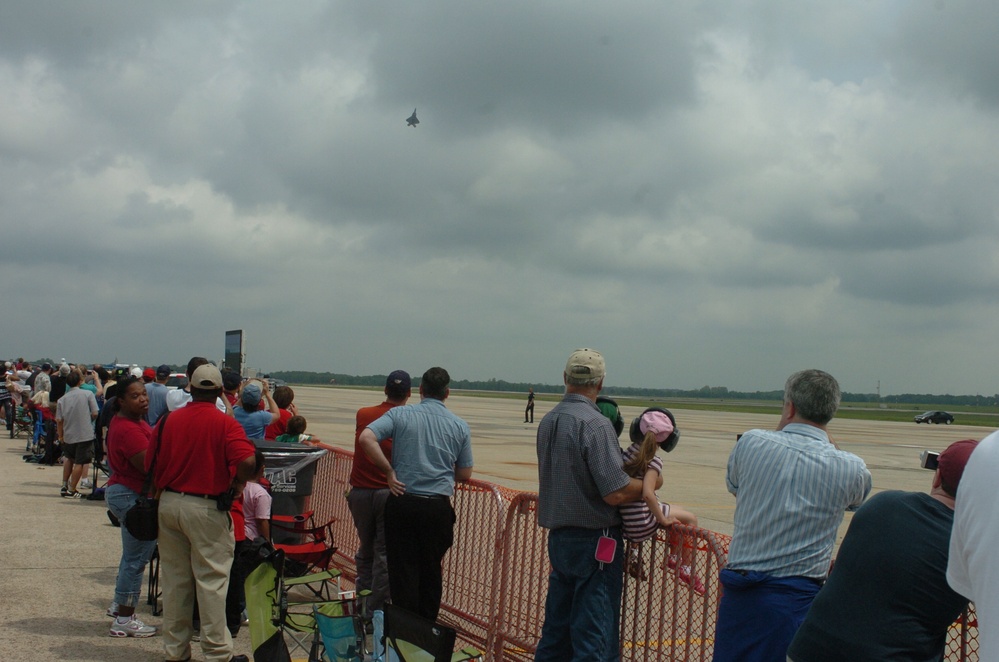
<box><xmin>145</xmin><ymin>364</ymin><xmax>171</xmax><ymax>425</ymax></box>
<box><xmin>358</xmin><ymin>366</ymin><xmax>473</xmax><ymax>621</ymax></box>
<box><xmin>713</xmin><ymin>369</ymin><xmax>871</xmax><ymax>662</ymax></box>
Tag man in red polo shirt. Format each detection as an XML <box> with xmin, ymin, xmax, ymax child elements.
<box><xmin>347</xmin><ymin>370</ymin><xmax>411</xmax><ymax>613</ymax></box>
<box><xmin>148</xmin><ymin>364</ymin><xmax>256</xmax><ymax>662</ymax></box>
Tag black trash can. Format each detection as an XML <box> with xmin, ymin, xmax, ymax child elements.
<box><xmin>253</xmin><ymin>440</ymin><xmax>328</xmax><ymax>544</ymax></box>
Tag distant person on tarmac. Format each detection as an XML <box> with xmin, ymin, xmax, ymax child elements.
<box><xmin>524</xmin><ymin>387</ymin><xmax>535</xmax><ymax>423</ymax></box>
<box><xmin>713</xmin><ymin>369</ymin><xmax>872</xmax><ymax>662</ymax></box>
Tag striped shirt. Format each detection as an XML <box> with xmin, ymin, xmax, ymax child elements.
<box><xmin>726</xmin><ymin>423</ymin><xmax>871</xmax><ymax>579</ymax></box>
<box><xmin>620</xmin><ymin>442</ymin><xmax>665</xmax><ymax>542</ymax></box>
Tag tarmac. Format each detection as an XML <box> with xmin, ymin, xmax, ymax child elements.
<box><xmin>1</xmin><ymin>386</ymin><xmax>993</xmax><ymax>661</ymax></box>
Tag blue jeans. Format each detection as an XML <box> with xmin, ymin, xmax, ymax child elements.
<box><xmin>106</xmin><ymin>483</ymin><xmax>158</xmax><ymax>608</ymax></box>
<box><xmin>535</xmin><ymin>526</ymin><xmax>624</xmax><ymax>662</ymax></box>
<box><xmin>713</xmin><ymin>569</ymin><xmax>822</xmax><ymax>662</ymax></box>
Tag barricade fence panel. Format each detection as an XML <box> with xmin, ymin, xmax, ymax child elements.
<box><xmin>307</xmin><ymin>445</ymin><xmax>979</xmax><ymax>661</ymax></box>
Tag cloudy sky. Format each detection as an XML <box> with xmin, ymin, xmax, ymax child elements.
<box><xmin>2</xmin><ymin>1</ymin><xmax>998</xmax><ymax>395</ymax></box>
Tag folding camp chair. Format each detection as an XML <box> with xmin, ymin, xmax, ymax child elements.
<box><xmin>383</xmin><ymin>604</ymin><xmax>482</xmax><ymax>662</ymax></box>
<box><xmin>271</xmin><ymin>516</ymin><xmax>342</xmax><ymax>600</ymax></box>
<box><xmin>245</xmin><ymin>547</ymin><xmax>361</xmax><ymax>662</ymax></box>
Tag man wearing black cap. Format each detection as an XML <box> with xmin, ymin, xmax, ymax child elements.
<box><xmin>788</xmin><ymin>438</ymin><xmax>977</xmax><ymax>662</ymax></box>
<box><xmin>148</xmin><ymin>363</ymin><xmax>256</xmax><ymax>662</ymax></box>
<box><xmin>145</xmin><ymin>364</ymin><xmax>171</xmax><ymax>425</ymax></box>
<box><xmin>347</xmin><ymin>370</ymin><xmax>412</xmax><ymax>614</ymax></box>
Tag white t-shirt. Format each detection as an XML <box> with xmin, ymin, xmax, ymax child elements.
<box><xmin>166</xmin><ymin>388</ymin><xmax>227</xmax><ymax>413</ymax></box>
<box><xmin>948</xmin><ymin>429</ymin><xmax>999</xmax><ymax>660</ymax></box>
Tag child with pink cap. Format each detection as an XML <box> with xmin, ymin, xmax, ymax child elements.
<box><xmin>620</xmin><ymin>407</ymin><xmax>704</xmax><ymax>594</ymax></box>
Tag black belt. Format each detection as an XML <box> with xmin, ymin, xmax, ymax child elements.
<box><xmin>165</xmin><ymin>487</ymin><xmax>221</xmax><ymax>500</ymax></box>
<box><xmin>397</xmin><ymin>493</ymin><xmax>449</xmax><ymax>500</ymax></box>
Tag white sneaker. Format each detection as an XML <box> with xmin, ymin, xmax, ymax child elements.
<box><xmin>109</xmin><ymin>615</ymin><xmax>158</xmax><ymax>638</ymax></box>
<box><xmin>106</xmin><ymin>602</ymin><xmax>119</xmax><ymax>618</ymax></box>
<box><xmin>79</xmin><ymin>478</ymin><xmax>94</xmax><ymax>489</ymax></box>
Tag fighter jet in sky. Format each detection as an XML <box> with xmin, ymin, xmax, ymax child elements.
<box><xmin>406</xmin><ymin>108</ymin><xmax>419</xmax><ymax>127</ymax></box>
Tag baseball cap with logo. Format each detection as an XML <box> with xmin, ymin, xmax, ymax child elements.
<box><xmin>386</xmin><ymin>370</ymin><xmax>411</xmax><ymax>390</ymax></box>
<box><xmin>564</xmin><ymin>348</ymin><xmax>606</xmax><ymax>382</ymax></box>
<box><xmin>190</xmin><ymin>364</ymin><xmax>223</xmax><ymax>390</ymax></box>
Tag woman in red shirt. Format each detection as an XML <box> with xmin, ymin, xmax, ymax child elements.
<box><xmin>105</xmin><ymin>377</ymin><xmax>159</xmax><ymax>638</ymax></box>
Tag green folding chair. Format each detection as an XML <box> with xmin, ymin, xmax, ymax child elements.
<box><xmin>382</xmin><ymin>604</ymin><xmax>482</xmax><ymax>662</ymax></box>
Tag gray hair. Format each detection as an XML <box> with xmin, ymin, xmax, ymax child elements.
<box><xmin>564</xmin><ymin>371</ymin><xmax>603</xmax><ymax>388</ymax></box>
<box><xmin>784</xmin><ymin>369</ymin><xmax>840</xmax><ymax>425</ymax></box>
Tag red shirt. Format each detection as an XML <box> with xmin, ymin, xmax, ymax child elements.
<box><xmin>264</xmin><ymin>408</ymin><xmax>292</xmax><ymax>440</ymax></box>
<box><xmin>350</xmin><ymin>402</ymin><xmax>397</xmax><ymax>489</ymax></box>
<box><xmin>107</xmin><ymin>416</ymin><xmax>153</xmax><ymax>493</ymax></box>
<box><xmin>147</xmin><ymin>401</ymin><xmax>255</xmax><ymax>496</ymax></box>
<box><xmin>231</xmin><ymin>496</ymin><xmax>246</xmax><ymax>542</ymax></box>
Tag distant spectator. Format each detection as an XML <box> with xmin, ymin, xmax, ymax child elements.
<box><xmin>264</xmin><ymin>386</ymin><xmax>296</xmax><ymax>440</ymax></box>
<box><xmin>56</xmin><ymin>368</ymin><xmax>99</xmax><ymax>498</ymax></box>
<box><xmin>166</xmin><ymin>357</ymin><xmax>230</xmax><ymax>414</ymax></box>
<box><xmin>49</xmin><ymin>363</ymin><xmax>71</xmax><ymax>403</ymax></box>
<box><xmin>142</xmin><ymin>368</ymin><xmax>155</xmax><ymax>384</ymax></box>
<box><xmin>233</xmin><ymin>380</ymin><xmax>279</xmax><ymax>440</ymax></box>
<box><xmin>274</xmin><ymin>415</ymin><xmax>320</xmax><ymax>445</ymax></box>
<box><xmin>145</xmin><ymin>364</ymin><xmax>171</xmax><ymax>425</ymax></box>
<box><xmin>221</xmin><ymin>370</ymin><xmax>241</xmax><ymax>408</ymax></box>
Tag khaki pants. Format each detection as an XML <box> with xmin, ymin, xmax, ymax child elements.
<box><xmin>159</xmin><ymin>491</ymin><xmax>235</xmax><ymax>662</ymax></box>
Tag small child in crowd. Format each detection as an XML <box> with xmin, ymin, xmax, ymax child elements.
<box><xmin>242</xmin><ymin>450</ymin><xmax>272</xmax><ymax>542</ymax></box>
<box><xmin>275</xmin><ymin>415</ymin><xmax>321</xmax><ymax>445</ymax></box>
<box><xmin>621</xmin><ymin>408</ymin><xmax>705</xmax><ymax>594</ymax></box>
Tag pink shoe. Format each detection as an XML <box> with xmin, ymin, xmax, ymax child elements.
<box><xmin>678</xmin><ymin>566</ymin><xmax>706</xmax><ymax>595</ymax></box>
<box><xmin>666</xmin><ymin>554</ymin><xmax>679</xmax><ymax>570</ymax></box>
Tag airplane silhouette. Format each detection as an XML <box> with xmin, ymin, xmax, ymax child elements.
<box><xmin>406</xmin><ymin>109</ymin><xmax>419</xmax><ymax>127</ymax></box>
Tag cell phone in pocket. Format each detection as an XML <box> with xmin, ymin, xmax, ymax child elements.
<box><xmin>595</xmin><ymin>535</ymin><xmax>617</xmax><ymax>564</ymax></box>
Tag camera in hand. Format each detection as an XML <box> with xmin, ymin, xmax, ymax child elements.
<box><xmin>920</xmin><ymin>450</ymin><xmax>940</xmax><ymax>470</ymax></box>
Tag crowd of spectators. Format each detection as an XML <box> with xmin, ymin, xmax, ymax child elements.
<box><xmin>6</xmin><ymin>351</ymin><xmax>995</xmax><ymax>661</ymax></box>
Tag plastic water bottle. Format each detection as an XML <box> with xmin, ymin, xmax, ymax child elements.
<box><xmin>371</xmin><ymin>609</ymin><xmax>385</xmax><ymax>662</ymax></box>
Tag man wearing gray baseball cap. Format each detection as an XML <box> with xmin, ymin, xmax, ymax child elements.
<box><xmin>535</xmin><ymin>348</ymin><xmax>646</xmax><ymax>661</ymax></box>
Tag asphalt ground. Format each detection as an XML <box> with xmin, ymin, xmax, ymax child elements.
<box><xmin>1</xmin><ymin>386</ymin><xmax>993</xmax><ymax>661</ymax></box>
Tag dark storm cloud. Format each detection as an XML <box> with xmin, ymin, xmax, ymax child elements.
<box><xmin>3</xmin><ymin>1</ymin><xmax>999</xmax><ymax>394</ymax></box>
<box><xmin>892</xmin><ymin>1</ymin><xmax>999</xmax><ymax>107</ymax></box>
<box><xmin>349</xmin><ymin>2</ymin><xmax>701</xmax><ymax>135</ymax></box>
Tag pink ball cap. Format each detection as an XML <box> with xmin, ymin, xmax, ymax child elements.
<box><xmin>639</xmin><ymin>410</ymin><xmax>675</xmax><ymax>444</ymax></box>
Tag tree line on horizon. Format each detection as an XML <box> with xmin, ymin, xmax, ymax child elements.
<box><xmin>269</xmin><ymin>370</ymin><xmax>998</xmax><ymax>407</ymax></box>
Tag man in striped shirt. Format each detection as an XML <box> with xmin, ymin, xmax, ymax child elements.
<box><xmin>712</xmin><ymin>369</ymin><xmax>871</xmax><ymax>662</ymax></box>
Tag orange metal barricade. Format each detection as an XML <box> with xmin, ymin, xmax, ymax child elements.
<box><xmin>305</xmin><ymin>445</ymin><xmax>980</xmax><ymax>661</ymax></box>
